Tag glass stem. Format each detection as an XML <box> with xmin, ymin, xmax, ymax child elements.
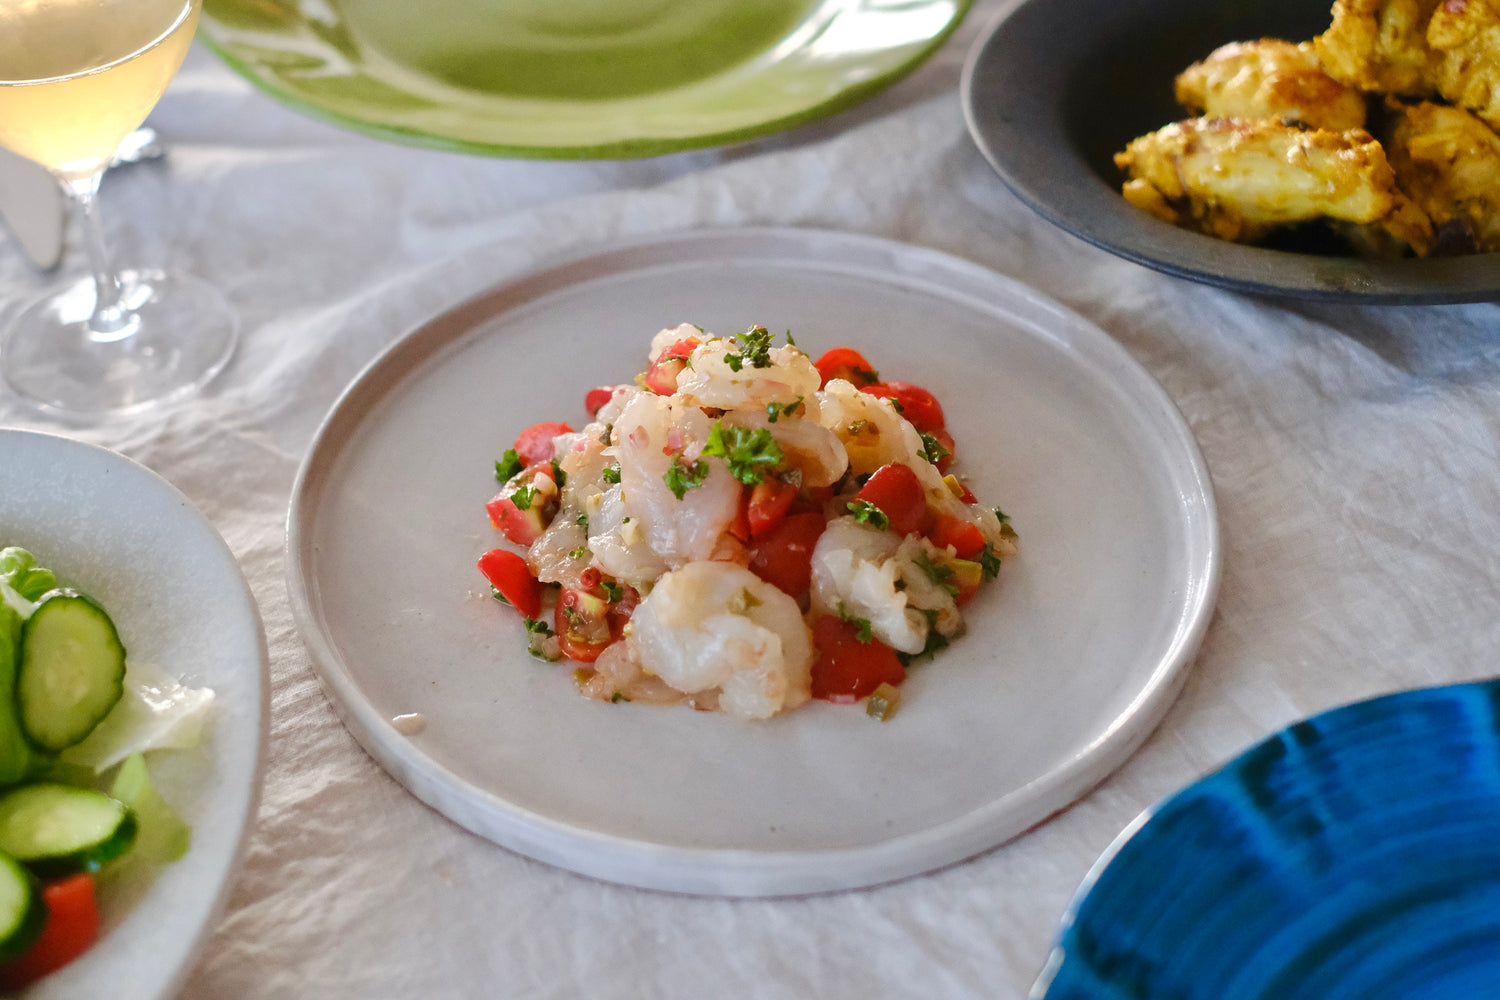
<box><xmin>61</xmin><ymin>170</ymin><xmax>133</xmax><ymax>341</ymax></box>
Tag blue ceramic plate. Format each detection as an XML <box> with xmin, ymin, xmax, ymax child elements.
<box><xmin>1034</xmin><ymin>680</ymin><xmax>1500</xmax><ymax>999</ymax></box>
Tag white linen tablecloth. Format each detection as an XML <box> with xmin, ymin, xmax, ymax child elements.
<box><xmin>2</xmin><ymin>2</ymin><xmax>1498</xmax><ymax>995</ymax></box>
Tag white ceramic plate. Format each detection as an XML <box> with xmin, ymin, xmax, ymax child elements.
<box><xmin>0</xmin><ymin>429</ymin><xmax>267</xmax><ymax>999</ymax></box>
<box><xmin>286</xmin><ymin>228</ymin><xmax>1219</xmax><ymax>896</ymax></box>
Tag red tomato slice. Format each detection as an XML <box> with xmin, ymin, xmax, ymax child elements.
<box><xmin>748</xmin><ymin>512</ymin><xmax>826</xmax><ymax>598</ymax></box>
<box><xmin>584</xmin><ymin>386</ymin><xmax>616</xmax><ymax>416</ymax></box>
<box><xmin>809</xmin><ymin>615</ymin><xmax>906</xmax><ymax>703</ymax></box>
<box><xmin>927</xmin><ymin>513</ymin><xmax>986</xmax><ymax>559</ymax></box>
<box><xmin>0</xmin><ymin>874</ymin><xmax>99</xmax><ymax>989</ymax></box>
<box><xmin>513</xmin><ymin>421</ymin><xmax>573</xmax><ymax>467</ymax></box>
<box><xmin>813</xmin><ymin>347</ymin><xmax>880</xmax><ymax>388</ymax></box>
<box><xmin>853</xmin><ymin>463</ymin><xmax>931</xmax><ymax>536</ymax></box>
<box><xmin>860</xmin><ymin>381</ymin><xmax>946</xmax><ymax>432</ymax></box>
<box><xmin>477</xmin><ymin>549</ymin><xmax>542</xmax><ymax>619</ymax></box>
<box><xmin>746</xmin><ymin>480</ymin><xmax>797</xmax><ymax>538</ymax></box>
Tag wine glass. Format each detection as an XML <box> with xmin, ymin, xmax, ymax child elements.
<box><xmin>0</xmin><ymin>0</ymin><xmax>236</xmax><ymax>415</ymax></box>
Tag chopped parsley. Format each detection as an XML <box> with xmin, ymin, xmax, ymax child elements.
<box><xmin>510</xmin><ymin>483</ymin><xmax>536</xmax><ymax>511</ymax></box>
<box><xmin>568</xmin><ymin>546</ymin><xmax>588</xmax><ymax>559</ymax></box>
<box><xmin>550</xmin><ymin>459</ymin><xmax>567</xmax><ymax>488</ymax></box>
<box><xmin>494</xmin><ymin>449</ymin><xmax>523</xmax><ymax>483</ymax></box>
<box><xmin>575</xmin><ymin>513</ymin><xmax>589</xmax><ymax>529</ymax></box>
<box><xmin>980</xmin><ymin>541</ymin><xmax>1003</xmax><ymax>580</ymax></box>
<box><xmin>611</xmin><ymin>692</ymin><xmax>632</xmax><ymax>704</ymax></box>
<box><xmin>913</xmin><ymin>552</ymin><xmax>961</xmax><ymax>597</ymax></box>
<box><xmin>837</xmin><ymin>603</ymin><xmax>875</xmax><ymax>643</ymax></box>
<box><xmin>601</xmin><ymin>581</ymin><xmax>624</xmax><ymax>603</ymax></box>
<box><xmin>766</xmin><ymin>396</ymin><xmax>803</xmax><ymax>424</ymax></box>
<box><xmin>851</xmin><ymin>365</ymin><xmax>880</xmax><ymax>386</ymax></box>
<box><xmin>664</xmin><ymin>456</ymin><xmax>710</xmax><ymax>500</ymax></box>
<box><xmin>847</xmin><ymin>499</ymin><xmax>890</xmax><ymax>530</ymax></box>
<box><xmin>490</xmin><ymin>586</ymin><xmax>509</xmax><ymax>605</ymax></box>
<box><xmin>724</xmin><ymin>325</ymin><xmax>775</xmax><ymax>372</ymax></box>
<box><xmin>994</xmin><ymin>507</ymin><xmax>1010</xmax><ymax>524</ymax></box>
<box><xmin>784</xmin><ymin>329</ymin><xmax>796</xmax><ymax>346</ymax></box>
<box><xmin>918</xmin><ymin>431</ymin><xmax>951</xmax><ymax>465</ymax></box>
<box><xmin>701</xmin><ymin>422</ymin><xmax>784</xmax><ymax>485</ymax></box>
<box><xmin>601</xmin><ymin>465</ymin><xmax>622</xmax><ymax>484</ymax></box>
<box><xmin>524</xmin><ymin>617</ymin><xmax>554</xmax><ymax>638</ymax></box>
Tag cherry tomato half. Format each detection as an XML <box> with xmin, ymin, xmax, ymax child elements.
<box><xmin>853</xmin><ymin>463</ymin><xmax>930</xmax><ymax>537</ymax></box>
<box><xmin>555</xmin><ymin>586</ymin><xmax>614</xmax><ymax>663</ymax></box>
<box><xmin>809</xmin><ymin>615</ymin><xmax>906</xmax><ymax>703</ymax></box>
<box><xmin>643</xmin><ymin>337</ymin><xmax>701</xmax><ymax>395</ymax></box>
<box><xmin>584</xmin><ymin>386</ymin><xmax>617</xmax><ymax>416</ymax></box>
<box><xmin>813</xmin><ymin>347</ymin><xmax>880</xmax><ymax>388</ymax></box>
<box><xmin>749</xmin><ymin>512</ymin><xmax>826</xmax><ymax>598</ymax></box>
<box><xmin>513</xmin><ymin>421</ymin><xmax>573</xmax><ymax>467</ymax></box>
<box><xmin>860</xmin><ymin>381</ymin><xmax>945</xmax><ymax>433</ymax></box>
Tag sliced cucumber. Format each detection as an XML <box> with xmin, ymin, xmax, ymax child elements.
<box><xmin>0</xmin><ymin>605</ymin><xmax>44</xmax><ymax>786</ymax></box>
<box><xmin>0</xmin><ymin>851</ymin><xmax>42</xmax><ymax>962</ymax></box>
<box><xmin>0</xmin><ymin>783</ymin><xmax>137</xmax><ymax>878</ymax></box>
<box><xmin>17</xmin><ymin>590</ymin><xmax>126</xmax><ymax>752</ymax></box>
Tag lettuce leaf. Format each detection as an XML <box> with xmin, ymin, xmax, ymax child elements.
<box><xmin>61</xmin><ymin>661</ymin><xmax>215</xmax><ymax>772</ymax></box>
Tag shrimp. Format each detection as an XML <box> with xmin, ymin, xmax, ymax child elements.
<box><xmin>588</xmin><ymin>392</ymin><xmax>740</xmax><ymax>586</ymax></box>
<box><xmin>809</xmin><ymin>517</ymin><xmax>929</xmax><ymax>654</ymax></box>
<box><xmin>628</xmin><ymin>561</ymin><xmax>813</xmax><ymax>719</ymax></box>
<box><xmin>674</xmin><ymin>336</ymin><xmax>822</xmax><ymax>414</ymax></box>
<box><xmin>819</xmin><ymin>379</ymin><xmax>1014</xmax><ymax>552</ymax></box>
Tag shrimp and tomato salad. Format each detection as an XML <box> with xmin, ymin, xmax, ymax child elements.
<box><xmin>476</xmin><ymin>325</ymin><xmax>1017</xmax><ymax>721</ymax></box>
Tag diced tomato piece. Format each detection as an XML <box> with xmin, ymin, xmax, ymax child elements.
<box><xmin>809</xmin><ymin>615</ymin><xmax>906</xmax><ymax>703</ymax></box>
<box><xmin>643</xmin><ymin>337</ymin><xmax>701</xmax><ymax>395</ymax></box>
<box><xmin>853</xmin><ymin>463</ymin><xmax>931</xmax><ymax>536</ymax></box>
<box><xmin>513</xmin><ymin>421</ymin><xmax>573</xmax><ymax>467</ymax></box>
<box><xmin>0</xmin><ymin>874</ymin><xmax>99</xmax><ymax>989</ymax></box>
<box><xmin>747</xmin><ymin>480</ymin><xmax>797</xmax><ymax>538</ymax></box>
<box><xmin>486</xmin><ymin>464</ymin><xmax>557</xmax><ymax>545</ymax></box>
<box><xmin>556</xmin><ymin>586</ymin><xmax>614</xmax><ymax>663</ymax></box>
<box><xmin>927</xmin><ymin>513</ymin><xmax>986</xmax><ymax>559</ymax></box>
<box><xmin>748</xmin><ymin>512</ymin><xmax>826</xmax><ymax>598</ymax></box>
<box><xmin>477</xmin><ymin>549</ymin><xmax>542</xmax><ymax>619</ymax></box>
<box><xmin>485</xmin><ymin>484</ymin><xmax>549</xmax><ymax>546</ymax></box>
<box><xmin>860</xmin><ymin>381</ymin><xmax>946</xmax><ymax>433</ymax></box>
<box><xmin>813</xmin><ymin>347</ymin><xmax>880</xmax><ymax>388</ymax></box>
<box><xmin>584</xmin><ymin>386</ymin><xmax>616</xmax><ymax>416</ymax></box>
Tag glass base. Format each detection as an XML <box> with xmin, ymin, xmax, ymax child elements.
<box><xmin>1</xmin><ymin>269</ymin><xmax>237</xmax><ymax>416</ymax></box>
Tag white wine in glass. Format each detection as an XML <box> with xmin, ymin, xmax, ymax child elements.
<box><xmin>0</xmin><ymin>0</ymin><xmax>236</xmax><ymax>415</ymax></box>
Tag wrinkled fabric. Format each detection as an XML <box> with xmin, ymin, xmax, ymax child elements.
<box><xmin>1</xmin><ymin>2</ymin><xmax>1498</xmax><ymax>996</ymax></box>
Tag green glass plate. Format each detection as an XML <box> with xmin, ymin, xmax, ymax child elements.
<box><xmin>199</xmin><ymin>0</ymin><xmax>972</xmax><ymax>159</ymax></box>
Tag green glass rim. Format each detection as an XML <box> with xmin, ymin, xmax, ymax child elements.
<box><xmin>198</xmin><ymin>0</ymin><xmax>973</xmax><ymax>160</ymax></box>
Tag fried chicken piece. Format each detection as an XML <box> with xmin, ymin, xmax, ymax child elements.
<box><xmin>1114</xmin><ymin>117</ymin><xmax>1431</xmax><ymax>249</ymax></box>
<box><xmin>1383</xmin><ymin>99</ymin><xmax>1500</xmax><ymax>250</ymax></box>
<box><xmin>1176</xmin><ymin>39</ymin><xmax>1369</xmax><ymax>131</ymax></box>
<box><xmin>1426</xmin><ymin>0</ymin><xmax>1500</xmax><ymax>130</ymax></box>
<box><xmin>1315</xmin><ymin>0</ymin><xmax>1445</xmax><ymax>94</ymax></box>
